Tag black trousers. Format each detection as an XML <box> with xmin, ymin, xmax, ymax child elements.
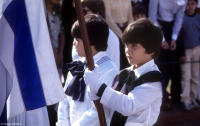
<box><xmin>157</xmin><ymin>20</ymin><xmax>182</xmax><ymax>104</ymax></box>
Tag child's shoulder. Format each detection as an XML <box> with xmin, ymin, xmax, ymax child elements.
<box><xmin>196</xmin><ymin>13</ymin><xmax>200</xmax><ymax>19</ymax></box>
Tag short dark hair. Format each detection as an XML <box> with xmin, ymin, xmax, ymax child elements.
<box><xmin>71</xmin><ymin>14</ymin><xmax>109</xmax><ymax>52</ymax></box>
<box><xmin>82</xmin><ymin>0</ymin><xmax>105</xmax><ymax>19</ymax></box>
<box><xmin>132</xmin><ymin>4</ymin><xmax>147</xmax><ymax>17</ymax></box>
<box><xmin>188</xmin><ymin>0</ymin><xmax>198</xmax><ymax>3</ymax></box>
<box><xmin>122</xmin><ymin>18</ymin><xmax>163</xmax><ymax>58</ymax></box>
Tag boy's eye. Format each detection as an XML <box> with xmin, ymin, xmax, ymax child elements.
<box><xmin>132</xmin><ymin>46</ymin><xmax>137</xmax><ymax>50</ymax></box>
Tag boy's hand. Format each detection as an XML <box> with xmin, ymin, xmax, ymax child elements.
<box><xmin>170</xmin><ymin>40</ymin><xmax>176</xmax><ymax>51</ymax></box>
<box><xmin>161</xmin><ymin>41</ymin><xmax>169</xmax><ymax>50</ymax></box>
<box><xmin>84</xmin><ymin>65</ymin><xmax>102</xmax><ymax>94</ymax></box>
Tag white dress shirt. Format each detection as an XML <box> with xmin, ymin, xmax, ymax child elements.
<box><xmin>72</xmin><ymin>29</ymin><xmax>120</xmax><ymax>70</ymax></box>
<box><xmin>57</xmin><ymin>52</ymin><xmax>118</xmax><ymax>126</ymax></box>
<box><xmin>100</xmin><ymin>60</ymin><xmax>162</xmax><ymax>126</ymax></box>
<box><xmin>149</xmin><ymin>0</ymin><xmax>186</xmax><ymax>40</ymax></box>
<box><xmin>106</xmin><ymin>29</ymin><xmax>120</xmax><ymax>71</ymax></box>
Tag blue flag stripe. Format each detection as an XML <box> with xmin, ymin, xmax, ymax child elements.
<box><xmin>0</xmin><ymin>103</ymin><xmax>7</xmax><ymax>123</ymax></box>
<box><xmin>3</xmin><ymin>0</ymin><xmax>46</xmax><ymax>110</ymax></box>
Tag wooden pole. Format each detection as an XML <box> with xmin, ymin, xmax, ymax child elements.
<box><xmin>73</xmin><ymin>0</ymin><xmax>107</xmax><ymax>126</ymax></box>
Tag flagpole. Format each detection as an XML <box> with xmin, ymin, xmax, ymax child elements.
<box><xmin>73</xmin><ymin>0</ymin><xmax>107</xmax><ymax>126</ymax></box>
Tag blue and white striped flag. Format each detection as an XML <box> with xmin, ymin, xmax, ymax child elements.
<box><xmin>0</xmin><ymin>0</ymin><xmax>65</xmax><ymax>121</ymax></box>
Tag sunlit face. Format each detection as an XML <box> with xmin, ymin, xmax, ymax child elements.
<box><xmin>125</xmin><ymin>43</ymin><xmax>153</xmax><ymax>68</ymax></box>
<box><xmin>186</xmin><ymin>0</ymin><xmax>197</xmax><ymax>15</ymax></box>
<box><xmin>73</xmin><ymin>38</ymin><xmax>86</xmax><ymax>57</ymax></box>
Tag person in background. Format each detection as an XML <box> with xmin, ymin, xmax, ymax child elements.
<box><xmin>46</xmin><ymin>0</ymin><xmax>65</xmax><ymax>125</ymax></box>
<box><xmin>46</xmin><ymin>0</ymin><xmax>65</xmax><ymax>77</ymax></box>
<box><xmin>149</xmin><ymin>0</ymin><xmax>186</xmax><ymax>110</ymax></box>
<box><xmin>132</xmin><ymin>3</ymin><xmax>147</xmax><ymax>21</ymax></box>
<box><xmin>61</xmin><ymin>0</ymin><xmax>77</xmax><ymax>82</ymax></box>
<box><xmin>131</xmin><ymin>0</ymin><xmax>149</xmax><ymax>16</ymax></box>
<box><xmin>103</xmin><ymin>0</ymin><xmax>133</xmax><ymax>70</ymax></box>
<box><xmin>178</xmin><ymin>0</ymin><xmax>200</xmax><ymax>111</ymax></box>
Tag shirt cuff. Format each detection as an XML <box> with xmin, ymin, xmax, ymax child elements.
<box><xmin>100</xmin><ymin>87</ymin><xmax>119</xmax><ymax>106</ymax></box>
<box><xmin>172</xmin><ymin>34</ymin><xmax>178</xmax><ymax>41</ymax></box>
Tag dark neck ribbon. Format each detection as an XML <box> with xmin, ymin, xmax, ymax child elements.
<box><xmin>65</xmin><ymin>61</ymin><xmax>87</xmax><ymax>102</ymax></box>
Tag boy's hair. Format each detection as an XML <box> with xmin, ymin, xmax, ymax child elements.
<box><xmin>71</xmin><ymin>14</ymin><xmax>109</xmax><ymax>52</ymax></box>
<box><xmin>122</xmin><ymin>18</ymin><xmax>163</xmax><ymax>58</ymax></box>
<box><xmin>188</xmin><ymin>0</ymin><xmax>198</xmax><ymax>3</ymax></box>
<box><xmin>132</xmin><ymin>4</ymin><xmax>147</xmax><ymax>17</ymax></box>
<box><xmin>82</xmin><ymin>0</ymin><xmax>105</xmax><ymax>19</ymax></box>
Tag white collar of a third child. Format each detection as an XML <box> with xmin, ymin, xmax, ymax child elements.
<box><xmin>93</xmin><ymin>51</ymin><xmax>107</xmax><ymax>64</ymax></box>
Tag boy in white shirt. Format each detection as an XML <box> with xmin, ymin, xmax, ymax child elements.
<box><xmin>85</xmin><ymin>18</ymin><xmax>163</xmax><ymax>126</ymax></box>
<box><xmin>56</xmin><ymin>14</ymin><xmax>118</xmax><ymax>126</ymax></box>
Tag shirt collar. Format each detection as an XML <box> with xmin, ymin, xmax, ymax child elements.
<box><xmin>132</xmin><ymin>59</ymin><xmax>155</xmax><ymax>78</ymax></box>
<box><xmin>93</xmin><ymin>51</ymin><xmax>107</xmax><ymax>64</ymax></box>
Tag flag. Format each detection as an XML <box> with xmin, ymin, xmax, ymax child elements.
<box><xmin>0</xmin><ymin>0</ymin><xmax>65</xmax><ymax>121</ymax></box>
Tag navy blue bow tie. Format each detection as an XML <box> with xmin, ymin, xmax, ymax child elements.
<box><xmin>65</xmin><ymin>61</ymin><xmax>86</xmax><ymax>102</ymax></box>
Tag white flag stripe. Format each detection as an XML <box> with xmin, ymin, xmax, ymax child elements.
<box><xmin>0</xmin><ymin>61</ymin><xmax>7</xmax><ymax>116</ymax></box>
<box><xmin>0</xmin><ymin>0</ymin><xmax>65</xmax><ymax>119</ymax></box>
<box><xmin>25</xmin><ymin>0</ymin><xmax>64</xmax><ymax>105</ymax></box>
<box><xmin>0</xmin><ymin>0</ymin><xmax>12</xmax><ymax>20</ymax></box>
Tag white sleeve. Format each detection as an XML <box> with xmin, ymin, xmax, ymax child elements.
<box><xmin>75</xmin><ymin>103</ymin><xmax>111</xmax><ymax>126</ymax></box>
<box><xmin>106</xmin><ymin>29</ymin><xmax>120</xmax><ymax>71</ymax></box>
<box><xmin>172</xmin><ymin>5</ymin><xmax>186</xmax><ymax>41</ymax></box>
<box><xmin>75</xmin><ymin>106</ymin><xmax>101</xmax><ymax>126</ymax></box>
<box><xmin>56</xmin><ymin>73</ymin><xmax>73</xmax><ymax>126</ymax></box>
<box><xmin>148</xmin><ymin>0</ymin><xmax>159</xmax><ymax>26</ymax></box>
<box><xmin>56</xmin><ymin>97</ymin><xmax>71</xmax><ymax>126</ymax></box>
<box><xmin>100</xmin><ymin>82</ymin><xmax>162</xmax><ymax>116</ymax></box>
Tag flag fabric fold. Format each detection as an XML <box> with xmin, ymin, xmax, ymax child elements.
<box><xmin>0</xmin><ymin>0</ymin><xmax>65</xmax><ymax>120</ymax></box>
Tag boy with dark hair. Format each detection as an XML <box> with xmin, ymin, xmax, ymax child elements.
<box><xmin>71</xmin><ymin>14</ymin><xmax>108</xmax><ymax>52</ymax></box>
<box><xmin>149</xmin><ymin>0</ymin><xmax>186</xmax><ymax>110</ymax></box>
<box><xmin>82</xmin><ymin>0</ymin><xmax>106</xmax><ymax>18</ymax></box>
<box><xmin>85</xmin><ymin>18</ymin><xmax>163</xmax><ymax>126</ymax></box>
<box><xmin>178</xmin><ymin>0</ymin><xmax>200</xmax><ymax>111</ymax></box>
<box><xmin>56</xmin><ymin>14</ymin><xmax>118</xmax><ymax>126</ymax></box>
<box><xmin>132</xmin><ymin>3</ymin><xmax>147</xmax><ymax>21</ymax></box>
<box><xmin>72</xmin><ymin>0</ymin><xmax>120</xmax><ymax>70</ymax></box>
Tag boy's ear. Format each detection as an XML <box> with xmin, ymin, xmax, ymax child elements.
<box><xmin>146</xmin><ymin>52</ymin><xmax>154</xmax><ymax>58</ymax></box>
<box><xmin>90</xmin><ymin>45</ymin><xmax>98</xmax><ymax>56</ymax></box>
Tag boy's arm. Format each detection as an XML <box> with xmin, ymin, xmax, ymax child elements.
<box><xmin>100</xmin><ymin>82</ymin><xmax>162</xmax><ymax>116</ymax></box>
<box><xmin>85</xmin><ymin>69</ymin><xmax>162</xmax><ymax>116</ymax></box>
<box><xmin>102</xmin><ymin>0</ymin><xmax>123</xmax><ymax>38</ymax></box>
<box><xmin>127</xmin><ymin>0</ymin><xmax>133</xmax><ymax>24</ymax></box>
<box><xmin>148</xmin><ymin>0</ymin><xmax>159</xmax><ymax>26</ymax></box>
<box><xmin>172</xmin><ymin>4</ymin><xmax>186</xmax><ymax>41</ymax></box>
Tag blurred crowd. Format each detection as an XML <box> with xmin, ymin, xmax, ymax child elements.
<box><xmin>44</xmin><ymin>0</ymin><xmax>200</xmax><ymax>125</ymax></box>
